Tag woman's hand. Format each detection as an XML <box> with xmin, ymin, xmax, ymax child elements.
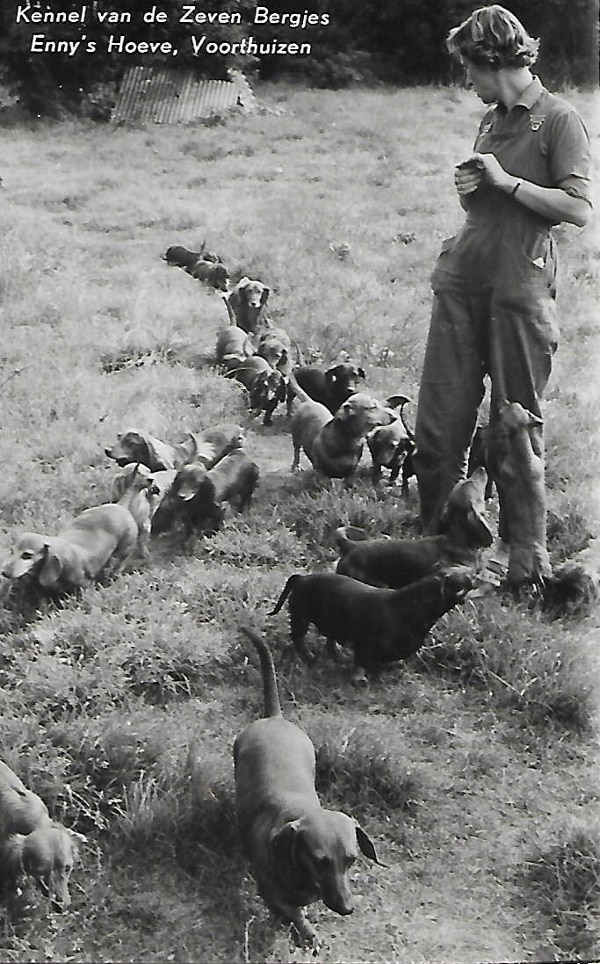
<box><xmin>454</xmin><ymin>157</ymin><xmax>484</xmax><ymax>195</ymax></box>
<box><xmin>456</xmin><ymin>153</ymin><xmax>512</xmax><ymax>194</ymax></box>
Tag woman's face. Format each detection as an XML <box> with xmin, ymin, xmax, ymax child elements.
<box><xmin>464</xmin><ymin>61</ymin><xmax>501</xmax><ymax>104</ymax></box>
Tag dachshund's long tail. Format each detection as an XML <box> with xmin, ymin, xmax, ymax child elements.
<box><xmin>238</xmin><ymin>626</ymin><xmax>282</xmax><ymax>719</ymax></box>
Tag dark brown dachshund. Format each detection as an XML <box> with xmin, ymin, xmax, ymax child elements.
<box><xmin>225</xmin><ymin>277</ymin><xmax>270</xmax><ymax>335</ymax></box>
<box><xmin>190</xmin><ymin>259</ymin><xmax>229</xmax><ymax>291</ymax></box>
<box><xmin>234</xmin><ymin>627</ymin><xmax>381</xmax><ymax>946</ymax></box>
<box><xmin>286</xmin><ymin>363</ymin><xmax>366</xmax><ymax>416</ymax></box>
<box><xmin>336</xmin><ymin>467</ymin><xmax>493</xmax><ymax>588</ymax></box>
<box><xmin>269</xmin><ymin>568</ymin><xmax>474</xmax><ymax>682</ymax></box>
<box><xmin>151</xmin><ymin>451</ymin><xmax>259</xmax><ymax>537</ymax></box>
<box><xmin>223</xmin><ymin>355</ymin><xmax>287</xmax><ymax>426</ymax></box>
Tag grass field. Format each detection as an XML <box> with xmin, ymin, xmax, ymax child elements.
<box><xmin>0</xmin><ymin>82</ymin><xmax>599</xmax><ymax>963</ymax></box>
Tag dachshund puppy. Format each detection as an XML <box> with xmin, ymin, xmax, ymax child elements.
<box><xmin>225</xmin><ymin>277</ymin><xmax>270</xmax><ymax>335</ymax></box>
<box><xmin>234</xmin><ymin>628</ymin><xmax>381</xmax><ymax>947</ymax></box>
<box><xmin>1</xmin><ymin>825</ymin><xmax>83</xmax><ymax>910</ymax></box>
<box><xmin>105</xmin><ymin>429</ymin><xmax>198</xmax><ymax>472</ymax></box>
<box><xmin>288</xmin><ymin>375</ymin><xmax>394</xmax><ymax>481</ymax></box>
<box><xmin>269</xmin><ymin>568</ymin><xmax>474</xmax><ymax>682</ymax></box>
<box><xmin>483</xmin><ymin>401</ymin><xmax>551</xmax><ymax>588</ymax></box>
<box><xmin>0</xmin><ymin>760</ymin><xmax>51</xmax><ymax>837</ymax></box>
<box><xmin>256</xmin><ymin>326</ymin><xmax>293</xmax><ymax>376</ymax></box>
<box><xmin>223</xmin><ymin>355</ymin><xmax>287</xmax><ymax>426</ymax></box>
<box><xmin>215</xmin><ymin>326</ymin><xmax>256</xmax><ymax>365</ymax></box>
<box><xmin>366</xmin><ymin>395</ymin><xmax>414</xmax><ymax>487</ymax></box>
<box><xmin>336</xmin><ymin>468</ymin><xmax>492</xmax><ymax>588</ymax></box>
<box><xmin>286</xmin><ymin>363</ymin><xmax>366</xmax><ymax>416</ymax></box>
<box><xmin>106</xmin><ymin>425</ymin><xmax>244</xmax><ymax>473</ymax></box>
<box><xmin>151</xmin><ymin>451</ymin><xmax>259</xmax><ymax>537</ymax></box>
<box><xmin>190</xmin><ymin>259</ymin><xmax>229</xmax><ymax>291</ymax></box>
<box><xmin>2</xmin><ymin>504</ymin><xmax>139</xmax><ymax>592</ymax></box>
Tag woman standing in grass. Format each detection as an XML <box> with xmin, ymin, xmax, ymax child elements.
<box><xmin>413</xmin><ymin>3</ymin><xmax>593</xmax><ymax>587</ymax></box>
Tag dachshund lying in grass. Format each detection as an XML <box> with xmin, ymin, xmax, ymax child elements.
<box><xmin>269</xmin><ymin>567</ymin><xmax>474</xmax><ymax>683</ymax></box>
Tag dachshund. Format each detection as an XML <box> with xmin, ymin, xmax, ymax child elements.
<box><xmin>256</xmin><ymin>326</ymin><xmax>293</xmax><ymax>376</ymax></box>
<box><xmin>106</xmin><ymin>424</ymin><xmax>245</xmax><ymax>473</ymax></box>
<box><xmin>288</xmin><ymin>374</ymin><xmax>394</xmax><ymax>481</ymax></box>
<box><xmin>286</xmin><ymin>362</ymin><xmax>366</xmax><ymax>416</ymax></box>
<box><xmin>215</xmin><ymin>326</ymin><xmax>255</xmax><ymax>365</ymax></box>
<box><xmin>2</xmin><ymin>504</ymin><xmax>139</xmax><ymax>592</ymax></box>
<box><xmin>366</xmin><ymin>394</ymin><xmax>414</xmax><ymax>488</ymax></box>
<box><xmin>336</xmin><ymin>468</ymin><xmax>493</xmax><ymax>588</ymax></box>
<box><xmin>151</xmin><ymin>451</ymin><xmax>259</xmax><ymax>538</ymax></box>
<box><xmin>224</xmin><ymin>277</ymin><xmax>270</xmax><ymax>335</ymax></box>
<box><xmin>105</xmin><ymin>429</ymin><xmax>198</xmax><ymax>472</ymax></box>
<box><xmin>233</xmin><ymin>627</ymin><xmax>381</xmax><ymax>946</ymax></box>
<box><xmin>269</xmin><ymin>567</ymin><xmax>474</xmax><ymax>682</ymax></box>
<box><xmin>223</xmin><ymin>356</ymin><xmax>287</xmax><ymax>427</ymax></box>
<box><xmin>190</xmin><ymin>259</ymin><xmax>229</xmax><ymax>291</ymax></box>
<box><xmin>1</xmin><ymin>825</ymin><xmax>83</xmax><ymax>910</ymax></box>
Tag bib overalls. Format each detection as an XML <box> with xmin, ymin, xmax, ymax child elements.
<box><xmin>414</xmin><ymin>78</ymin><xmax>592</xmax><ymax>550</ymax></box>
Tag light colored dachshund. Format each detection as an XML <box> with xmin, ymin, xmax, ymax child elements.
<box><xmin>256</xmin><ymin>326</ymin><xmax>293</xmax><ymax>375</ymax></box>
<box><xmin>105</xmin><ymin>429</ymin><xmax>198</xmax><ymax>472</ymax></box>
<box><xmin>483</xmin><ymin>400</ymin><xmax>551</xmax><ymax>588</ymax></box>
<box><xmin>0</xmin><ymin>759</ymin><xmax>83</xmax><ymax>910</ymax></box>
<box><xmin>225</xmin><ymin>277</ymin><xmax>270</xmax><ymax>335</ymax></box>
<box><xmin>215</xmin><ymin>325</ymin><xmax>256</xmax><ymax>365</ymax></box>
<box><xmin>1</xmin><ymin>824</ymin><xmax>83</xmax><ymax>910</ymax></box>
<box><xmin>288</xmin><ymin>374</ymin><xmax>395</xmax><ymax>481</ymax></box>
<box><xmin>2</xmin><ymin>504</ymin><xmax>139</xmax><ymax>592</ymax></box>
<box><xmin>234</xmin><ymin>628</ymin><xmax>381</xmax><ymax>947</ymax></box>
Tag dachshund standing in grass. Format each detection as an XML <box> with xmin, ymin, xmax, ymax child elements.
<box><xmin>234</xmin><ymin>628</ymin><xmax>381</xmax><ymax>947</ymax></box>
<box><xmin>269</xmin><ymin>567</ymin><xmax>474</xmax><ymax>683</ymax></box>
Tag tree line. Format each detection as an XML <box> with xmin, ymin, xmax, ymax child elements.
<box><xmin>0</xmin><ymin>0</ymin><xmax>596</xmax><ymax>117</ymax></box>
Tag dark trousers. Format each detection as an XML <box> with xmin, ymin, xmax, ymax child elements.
<box><xmin>414</xmin><ymin>277</ymin><xmax>559</xmax><ymax>535</ymax></box>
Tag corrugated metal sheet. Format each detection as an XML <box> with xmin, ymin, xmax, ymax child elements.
<box><xmin>111</xmin><ymin>67</ymin><xmax>255</xmax><ymax>124</ymax></box>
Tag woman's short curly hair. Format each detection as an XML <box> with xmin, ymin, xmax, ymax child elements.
<box><xmin>446</xmin><ymin>5</ymin><xmax>539</xmax><ymax>70</ymax></box>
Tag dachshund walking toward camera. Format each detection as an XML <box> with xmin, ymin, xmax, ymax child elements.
<box><xmin>2</xmin><ymin>504</ymin><xmax>139</xmax><ymax>593</ymax></box>
<box><xmin>233</xmin><ymin>627</ymin><xmax>381</xmax><ymax>947</ymax></box>
<box><xmin>0</xmin><ymin>760</ymin><xmax>83</xmax><ymax>910</ymax></box>
<box><xmin>288</xmin><ymin>374</ymin><xmax>394</xmax><ymax>481</ymax></box>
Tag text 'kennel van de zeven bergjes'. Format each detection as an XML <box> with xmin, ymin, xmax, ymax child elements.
<box><xmin>17</xmin><ymin>4</ymin><xmax>330</xmax><ymax>58</ymax></box>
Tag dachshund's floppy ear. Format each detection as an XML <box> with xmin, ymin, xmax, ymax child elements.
<box><xmin>355</xmin><ymin>823</ymin><xmax>385</xmax><ymax>865</ymax></box>
<box><xmin>357</xmin><ymin>367</ymin><xmax>366</xmax><ymax>380</ymax></box>
<box><xmin>38</xmin><ymin>545</ymin><xmax>63</xmax><ymax>588</ymax></box>
<box><xmin>271</xmin><ymin>819</ymin><xmax>301</xmax><ymax>865</ymax></box>
<box><xmin>260</xmin><ymin>284</ymin><xmax>270</xmax><ymax>307</ymax></box>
